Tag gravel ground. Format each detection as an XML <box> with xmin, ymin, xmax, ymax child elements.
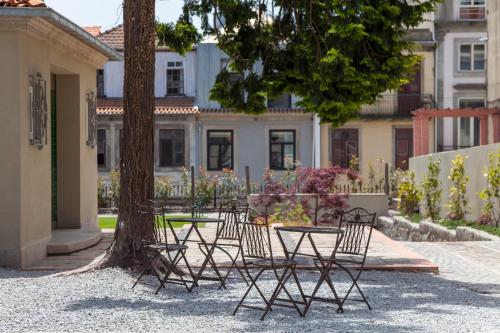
<box><xmin>1</xmin><ymin>268</ymin><xmax>499</xmax><ymax>333</ymax></box>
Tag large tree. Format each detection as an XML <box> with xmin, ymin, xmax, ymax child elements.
<box><xmin>103</xmin><ymin>0</ymin><xmax>198</xmax><ymax>268</ymax></box>
<box><xmin>184</xmin><ymin>0</ymin><xmax>439</xmax><ymax>126</ymax></box>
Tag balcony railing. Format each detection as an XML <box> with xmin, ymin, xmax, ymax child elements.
<box><xmin>358</xmin><ymin>93</ymin><xmax>434</xmax><ymax>118</ymax></box>
<box><xmin>459</xmin><ymin>7</ymin><xmax>486</xmax><ymax>20</ymax></box>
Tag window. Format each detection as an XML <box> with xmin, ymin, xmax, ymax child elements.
<box><xmin>331</xmin><ymin>129</ymin><xmax>359</xmax><ymax>169</ymax></box>
<box><xmin>207</xmin><ymin>130</ymin><xmax>233</xmax><ymax>171</ymax></box>
<box><xmin>459</xmin><ymin>0</ymin><xmax>485</xmax><ymax>20</ymax></box>
<box><xmin>159</xmin><ymin>129</ymin><xmax>185</xmax><ymax>167</ymax></box>
<box><xmin>270</xmin><ymin>130</ymin><xmax>296</xmax><ymax>170</ymax></box>
<box><xmin>96</xmin><ymin>69</ymin><xmax>105</xmax><ymax>97</ymax></box>
<box><xmin>459</xmin><ymin>44</ymin><xmax>485</xmax><ymax>71</ymax></box>
<box><xmin>268</xmin><ymin>93</ymin><xmax>292</xmax><ymax>108</ymax></box>
<box><xmin>97</xmin><ymin>129</ymin><xmax>106</xmax><ymax>168</ymax></box>
<box><xmin>167</xmin><ymin>61</ymin><xmax>184</xmax><ymax>96</ymax></box>
<box><xmin>458</xmin><ymin>99</ymin><xmax>485</xmax><ymax>147</ymax></box>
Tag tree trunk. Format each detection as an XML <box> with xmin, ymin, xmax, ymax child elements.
<box><xmin>103</xmin><ymin>0</ymin><xmax>156</xmax><ymax>268</ymax></box>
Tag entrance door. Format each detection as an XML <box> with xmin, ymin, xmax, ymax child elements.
<box><xmin>458</xmin><ymin>99</ymin><xmax>484</xmax><ymax>148</ymax></box>
<box><xmin>51</xmin><ymin>84</ymin><xmax>57</xmax><ymax>229</ymax></box>
<box><xmin>395</xmin><ymin>128</ymin><xmax>413</xmax><ymax>170</ymax></box>
<box><xmin>398</xmin><ymin>66</ymin><xmax>421</xmax><ymax>116</ymax></box>
<box><xmin>331</xmin><ymin>129</ymin><xmax>359</xmax><ymax>168</ymax></box>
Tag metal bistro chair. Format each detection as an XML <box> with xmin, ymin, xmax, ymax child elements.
<box><xmin>334</xmin><ymin>207</ymin><xmax>377</xmax><ymax>311</ymax></box>
<box><xmin>233</xmin><ymin>208</ymin><xmax>304</xmax><ymax>320</ymax></box>
<box><xmin>132</xmin><ymin>200</ymin><xmax>192</xmax><ymax>294</ymax></box>
<box><xmin>198</xmin><ymin>199</ymin><xmax>250</xmax><ymax>288</ymax></box>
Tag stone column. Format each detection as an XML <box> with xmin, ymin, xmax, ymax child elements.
<box><xmin>413</xmin><ymin>115</ymin><xmax>422</xmax><ymax>156</ymax></box>
<box><xmin>421</xmin><ymin>116</ymin><xmax>430</xmax><ymax>155</ymax></box>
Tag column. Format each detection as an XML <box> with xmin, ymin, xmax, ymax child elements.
<box><xmin>479</xmin><ymin>115</ymin><xmax>489</xmax><ymax>145</ymax></box>
<box><xmin>413</xmin><ymin>115</ymin><xmax>422</xmax><ymax>156</ymax></box>
<box><xmin>421</xmin><ymin>116</ymin><xmax>430</xmax><ymax>155</ymax></box>
<box><xmin>493</xmin><ymin>114</ymin><xmax>500</xmax><ymax>143</ymax></box>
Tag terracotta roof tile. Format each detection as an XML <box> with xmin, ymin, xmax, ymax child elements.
<box><xmin>0</xmin><ymin>0</ymin><xmax>46</xmax><ymax>6</ymax></box>
<box><xmin>84</xmin><ymin>26</ymin><xmax>102</xmax><ymax>37</ymax></box>
<box><xmin>199</xmin><ymin>108</ymin><xmax>306</xmax><ymax>114</ymax></box>
<box><xmin>97</xmin><ymin>25</ymin><xmax>124</xmax><ymax>50</ymax></box>
<box><xmin>97</xmin><ymin>98</ymin><xmax>198</xmax><ymax>115</ymax></box>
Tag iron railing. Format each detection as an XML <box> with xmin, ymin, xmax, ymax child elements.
<box><xmin>359</xmin><ymin>93</ymin><xmax>434</xmax><ymax>118</ymax></box>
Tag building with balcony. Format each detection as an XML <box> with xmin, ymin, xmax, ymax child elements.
<box><xmin>434</xmin><ymin>0</ymin><xmax>488</xmax><ymax>152</ymax></box>
<box><xmin>319</xmin><ymin>20</ymin><xmax>436</xmax><ymax>175</ymax></box>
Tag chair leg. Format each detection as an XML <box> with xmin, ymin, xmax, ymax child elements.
<box><xmin>336</xmin><ymin>264</ymin><xmax>371</xmax><ymax>311</ymax></box>
<box><xmin>261</xmin><ymin>266</ymin><xmax>303</xmax><ymax>320</ymax></box>
<box><xmin>233</xmin><ymin>268</ymin><xmax>268</xmax><ymax>316</ymax></box>
<box><xmin>216</xmin><ymin>247</ymin><xmax>248</xmax><ymax>288</ymax></box>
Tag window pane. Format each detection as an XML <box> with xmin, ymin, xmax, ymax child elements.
<box><xmin>460</xmin><ymin>45</ymin><xmax>472</xmax><ymax>70</ymax></box>
<box><xmin>460</xmin><ymin>0</ymin><xmax>472</xmax><ymax>4</ymax></box>
<box><xmin>159</xmin><ymin>129</ymin><xmax>184</xmax><ymax>167</ymax></box>
<box><xmin>473</xmin><ymin>45</ymin><xmax>485</xmax><ymax>70</ymax></box>
<box><xmin>208</xmin><ymin>131</ymin><xmax>232</xmax><ymax>143</ymax></box>
<box><xmin>270</xmin><ymin>144</ymin><xmax>282</xmax><ymax>169</ymax></box>
<box><xmin>473</xmin><ymin>0</ymin><xmax>484</xmax><ymax>5</ymax></box>
<box><xmin>271</xmin><ymin>131</ymin><xmax>294</xmax><ymax>143</ymax></box>
<box><xmin>283</xmin><ymin>144</ymin><xmax>295</xmax><ymax>169</ymax></box>
<box><xmin>459</xmin><ymin>99</ymin><xmax>485</xmax><ymax>108</ymax></box>
<box><xmin>220</xmin><ymin>145</ymin><xmax>232</xmax><ymax>169</ymax></box>
<box><xmin>268</xmin><ymin>93</ymin><xmax>291</xmax><ymax>108</ymax></box>
<box><xmin>97</xmin><ymin>129</ymin><xmax>106</xmax><ymax>167</ymax></box>
<box><xmin>167</xmin><ymin>62</ymin><xmax>175</xmax><ymax>67</ymax></box>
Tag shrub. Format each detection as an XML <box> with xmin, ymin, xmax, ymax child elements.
<box><xmin>269</xmin><ymin>202</ymin><xmax>312</xmax><ymax>226</ymax></box>
<box><xmin>347</xmin><ymin>155</ymin><xmax>362</xmax><ymax>192</ymax></box>
<box><xmin>479</xmin><ymin>149</ymin><xmax>500</xmax><ymax>227</ymax></box>
<box><xmin>367</xmin><ymin>158</ymin><xmax>385</xmax><ymax>192</ymax></box>
<box><xmin>97</xmin><ymin>178</ymin><xmax>108</xmax><ymax>208</ymax></box>
<box><xmin>422</xmin><ymin>158</ymin><xmax>442</xmax><ymax>221</ymax></box>
<box><xmin>215</xmin><ymin>168</ymin><xmax>244</xmax><ymax>201</ymax></box>
<box><xmin>447</xmin><ymin>154</ymin><xmax>469</xmax><ymax>220</ymax></box>
<box><xmin>109</xmin><ymin>169</ymin><xmax>120</xmax><ymax>208</ymax></box>
<box><xmin>154</xmin><ymin>176</ymin><xmax>172</xmax><ymax>204</ymax></box>
<box><xmin>397</xmin><ymin>170</ymin><xmax>421</xmax><ymax>215</ymax></box>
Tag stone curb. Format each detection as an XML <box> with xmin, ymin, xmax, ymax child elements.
<box><xmin>377</xmin><ymin>214</ymin><xmax>499</xmax><ymax>242</ymax></box>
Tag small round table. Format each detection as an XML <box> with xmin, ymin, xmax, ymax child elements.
<box><xmin>166</xmin><ymin>217</ymin><xmax>226</xmax><ymax>291</ymax></box>
<box><xmin>275</xmin><ymin>226</ymin><xmax>345</xmax><ymax>315</ymax></box>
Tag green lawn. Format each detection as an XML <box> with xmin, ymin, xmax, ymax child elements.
<box><xmin>99</xmin><ymin>215</ymin><xmax>204</xmax><ymax>230</ymax></box>
<box><xmin>403</xmin><ymin>213</ymin><xmax>500</xmax><ymax>237</ymax></box>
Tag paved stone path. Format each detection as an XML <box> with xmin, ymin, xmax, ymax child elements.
<box><xmin>25</xmin><ymin>223</ymin><xmax>438</xmax><ymax>274</ymax></box>
<box><xmin>405</xmin><ymin>241</ymin><xmax>500</xmax><ymax>295</ymax></box>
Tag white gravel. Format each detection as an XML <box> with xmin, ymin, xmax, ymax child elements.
<box><xmin>0</xmin><ymin>268</ymin><xmax>499</xmax><ymax>333</ymax></box>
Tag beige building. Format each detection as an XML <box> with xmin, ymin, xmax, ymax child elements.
<box><xmin>488</xmin><ymin>0</ymin><xmax>500</xmax><ymax>108</ymax></box>
<box><xmin>0</xmin><ymin>6</ymin><xmax>120</xmax><ymax>268</ymax></box>
<box><xmin>320</xmin><ymin>46</ymin><xmax>436</xmax><ymax>177</ymax></box>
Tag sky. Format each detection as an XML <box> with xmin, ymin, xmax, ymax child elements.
<box><xmin>44</xmin><ymin>0</ymin><xmax>199</xmax><ymax>32</ymax></box>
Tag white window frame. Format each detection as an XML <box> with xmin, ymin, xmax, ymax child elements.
<box><xmin>458</xmin><ymin>0</ymin><xmax>486</xmax><ymax>20</ymax></box>
<box><xmin>166</xmin><ymin>61</ymin><xmax>185</xmax><ymax>96</ymax></box>
<box><xmin>458</xmin><ymin>43</ymin><xmax>486</xmax><ymax>72</ymax></box>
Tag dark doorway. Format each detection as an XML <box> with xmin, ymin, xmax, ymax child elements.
<box><xmin>331</xmin><ymin>129</ymin><xmax>359</xmax><ymax>168</ymax></box>
<box><xmin>398</xmin><ymin>66</ymin><xmax>421</xmax><ymax>116</ymax></box>
<box><xmin>395</xmin><ymin>128</ymin><xmax>413</xmax><ymax>170</ymax></box>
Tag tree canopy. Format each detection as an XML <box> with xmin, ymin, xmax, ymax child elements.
<box><xmin>181</xmin><ymin>0</ymin><xmax>439</xmax><ymax>126</ymax></box>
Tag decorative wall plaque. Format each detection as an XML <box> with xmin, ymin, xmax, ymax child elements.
<box><xmin>86</xmin><ymin>91</ymin><xmax>97</xmax><ymax>148</ymax></box>
<box><xmin>29</xmin><ymin>73</ymin><xmax>48</xmax><ymax>149</ymax></box>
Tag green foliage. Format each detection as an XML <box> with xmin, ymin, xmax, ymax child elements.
<box><xmin>422</xmin><ymin>158</ymin><xmax>442</xmax><ymax>221</ymax></box>
<box><xmin>181</xmin><ymin>166</ymin><xmax>216</xmax><ymax>205</ymax></box>
<box><xmin>182</xmin><ymin>0</ymin><xmax>439</xmax><ymax>125</ymax></box>
<box><xmin>154</xmin><ymin>176</ymin><xmax>173</xmax><ymax>204</ymax></box>
<box><xmin>347</xmin><ymin>155</ymin><xmax>361</xmax><ymax>191</ymax></box>
<box><xmin>479</xmin><ymin>149</ymin><xmax>500</xmax><ymax>227</ymax></box>
<box><xmin>447</xmin><ymin>154</ymin><xmax>469</xmax><ymax>220</ymax></box>
<box><xmin>215</xmin><ymin>168</ymin><xmax>245</xmax><ymax>200</ymax></box>
<box><xmin>269</xmin><ymin>202</ymin><xmax>312</xmax><ymax>226</ymax></box>
<box><xmin>156</xmin><ymin>20</ymin><xmax>199</xmax><ymax>55</ymax></box>
<box><xmin>97</xmin><ymin>178</ymin><xmax>108</xmax><ymax>208</ymax></box>
<box><xmin>109</xmin><ymin>169</ymin><xmax>121</xmax><ymax>207</ymax></box>
<box><xmin>367</xmin><ymin>158</ymin><xmax>385</xmax><ymax>191</ymax></box>
<box><xmin>397</xmin><ymin>170</ymin><xmax>421</xmax><ymax>215</ymax></box>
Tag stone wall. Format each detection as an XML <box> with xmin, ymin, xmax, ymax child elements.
<box><xmin>377</xmin><ymin>214</ymin><xmax>500</xmax><ymax>242</ymax></box>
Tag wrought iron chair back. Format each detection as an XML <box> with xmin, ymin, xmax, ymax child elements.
<box><xmin>338</xmin><ymin>207</ymin><xmax>376</xmax><ymax>258</ymax></box>
<box><xmin>136</xmin><ymin>200</ymin><xmax>169</xmax><ymax>244</ymax></box>
<box><xmin>237</xmin><ymin>208</ymin><xmax>273</xmax><ymax>261</ymax></box>
<box><xmin>191</xmin><ymin>199</ymin><xmax>205</xmax><ymax>218</ymax></box>
<box><xmin>218</xmin><ymin>199</ymin><xmax>249</xmax><ymax>240</ymax></box>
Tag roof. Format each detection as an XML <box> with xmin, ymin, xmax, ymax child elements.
<box><xmin>0</xmin><ymin>0</ymin><xmax>46</xmax><ymax>7</ymax></box>
<box><xmin>199</xmin><ymin>108</ymin><xmax>306</xmax><ymax>114</ymax></box>
<box><xmin>97</xmin><ymin>25</ymin><xmax>124</xmax><ymax>50</ymax></box>
<box><xmin>84</xmin><ymin>26</ymin><xmax>101</xmax><ymax>37</ymax></box>
<box><xmin>97</xmin><ymin>98</ymin><xmax>198</xmax><ymax>115</ymax></box>
<box><xmin>0</xmin><ymin>7</ymin><xmax>121</xmax><ymax>61</ymax></box>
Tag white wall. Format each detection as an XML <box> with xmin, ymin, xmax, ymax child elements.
<box><xmin>410</xmin><ymin>143</ymin><xmax>500</xmax><ymax>221</ymax></box>
<box><xmin>103</xmin><ymin>50</ymin><xmax>196</xmax><ymax>98</ymax></box>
